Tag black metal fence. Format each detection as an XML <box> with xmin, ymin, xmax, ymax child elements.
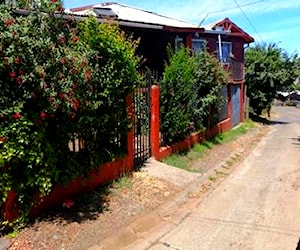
<box><xmin>133</xmin><ymin>86</ymin><xmax>151</xmax><ymax>168</ymax></box>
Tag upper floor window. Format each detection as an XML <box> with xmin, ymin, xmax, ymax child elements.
<box><xmin>192</xmin><ymin>38</ymin><xmax>206</xmax><ymax>53</ymax></box>
<box><xmin>216</xmin><ymin>42</ymin><xmax>232</xmax><ymax>64</ymax></box>
<box><xmin>175</xmin><ymin>36</ymin><xmax>184</xmax><ymax>50</ymax></box>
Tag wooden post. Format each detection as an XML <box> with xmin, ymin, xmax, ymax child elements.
<box><xmin>150</xmin><ymin>85</ymin><xmax>160</xmax><ymax>160</ymax></box>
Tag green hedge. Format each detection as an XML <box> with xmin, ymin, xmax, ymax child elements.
<box><xmin>0</xmin><ymin>5</ymin><xmax>140</xmax><ymax>226</ymax></box>
<box><xmin>160</xmin><ymin>47</ymin><xmax>227</xmax><ymax>145</ymax></box>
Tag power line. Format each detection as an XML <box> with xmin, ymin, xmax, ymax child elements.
<box><xmin>198</xmin><ymin>0</ymin><xmax>265</xmax><ymax>26</ymax></box>
<box><xmin>232</xmin><ymin>0</ymin><xmax>264</xmax><ymax>42</ymax></box>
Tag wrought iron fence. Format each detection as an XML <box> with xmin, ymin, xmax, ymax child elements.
<box><xmin>133</xmin><ymin>86</ymin><xmax>151</xmax><ymax>168</ymax></box>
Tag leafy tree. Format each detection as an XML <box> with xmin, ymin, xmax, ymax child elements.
<box><xmin>0</xmin><ymin>4</ymin><xmax>140</xmax><ymax>226</ymax></box>
<box><xmin>281</xmin><ymin>52</ymin><xmax>300</xmax><ymax>91</ymax></box>
<box><xmin>245</xmin><ymin>43</ymin><xmax>299</xmax><ymax>116</ymax></box>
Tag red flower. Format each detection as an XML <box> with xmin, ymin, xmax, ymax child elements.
<box><xmin>4</xmin><ymin>19</ymin><xmax>14</xmax><ymax>27</ymax></box>
<box><xmin>85</xmin><ymin>70</ymin><xmax>91</xmax><ymax>81</ymax></box>
<box><xmin>14</xmin><ymin>57</ymin><xmax>21</xmax><ymax>64</ymax></box>
<box><xmin>72</xmin><ymin>83</ymin><xmax>77</xmax><ymax>90</ymax></box>
<box><xmin>60</xmin><ymin>57</ymin><xmax>66</xmax><ymax>64</ymax></box>
<box><xmin>16</xmin><ymin>77</ymin><xmax>23</xmax><ymax>85</ymax></box>
<box><xmin>9</xmin><ymin>72</ymin><xmax>16</xmax><ymax>78</ymax></box>
<box><xmin>58</xmin><ymin>35</ymin><xmax>65</xmax><ymax>44</ymax></box>
<box><xmin>12</xmin><ymin>112</ymin><xmax>21</xmax><ymax>120</ymax></box>
<box><xmin>69</xmin><ymin>90</ymin><xmax>75</xmax><ymax>97</ymax></box>
<box><xmin>50</xmin><ymin>0</ymin><xmax>57</xmax><ymax>2</ymax></box>
<box><xmin>49</xmin><ymin>96</ymin><xmax>54</xmax><ymax>103</ymax></box>
<box><xmin>72</xmin><ymin>99</ymin><xmax>80</xmax><ymax>111</ymax></box>
<box><xmin>70</xmin><ymin>113</ymin><xmax>76</xmax><ymax>120</ymax></box>
<box><xmin>70</xmin><ymin>68</ymin><xmax>78</xmax><ymax>74</ymax></box>
<box><xmin>40</xmin><ymin>111</ymin><xmax>47</xmax><ymax>119</ymax></box>
<box><xmin>72</xmin><ymin>36</ymin><xmax>79</xmax><ymax>43</ymax></box>
<box><xmin>81</xmin><ymin>60</ymin><xmax>88</xmax><ymax>67</ymax></box>
<box><xmin>59</xmin><ymin>93</ymin><xmax>66</xmax><ymax>100</ymax></box>
<box><xmin>19</xmin><ymin>69</ymin><xmax>25</xmax><ymax>75</ymax></box>
<box><xmin>62</xmin><ymin>199</ymin><xmax>75</xmax><ymax>208</ymax></box>
<box><xmin>57</xmin><ymin>72</ymin><xmax>64</xmax><ymax>80</ymax></box>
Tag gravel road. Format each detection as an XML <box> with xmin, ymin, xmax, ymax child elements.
<box><xmin>134</xmin><ymin>106</ymin><xmax>300</xmax><ymax>250</ymax></box>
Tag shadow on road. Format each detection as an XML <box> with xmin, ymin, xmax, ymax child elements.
<box><xmin>251</xmin><ymin>115</ymin><xmax>289</xmax><ymax>126</ymax></box>
<box><xmin>296</xmin><ymin>238</ymin><xmax>300</xmax><ymax>250</ymax></box>
<box><xmin>290</xmin><ymin>137</ymin><xmax>300</xmax><ymax>148</ymax></box>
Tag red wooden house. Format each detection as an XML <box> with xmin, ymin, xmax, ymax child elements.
<box><xmin>69</xmin><ymin>3</ymin><xmax>254</xmax><ymax>128</ymax></box>
<box><xmin>2</xmin><ymin>3</ymin><xmax>255</xmax><ymax>221</ymax></box>
<box><xmin>202</xmin><ymin>18</ymin><xmax>255</xmax><ymax>127</ymax></box>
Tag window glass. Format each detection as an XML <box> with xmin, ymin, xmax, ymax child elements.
<box><xmin>192</xmin><ymin>39</ymin><xmax>205</xmax><ymax>53</ymax></box>
<box><xmin>175</xmin><ymin>36</ymin><xmax>184</xmax><ymax>50</ymax></box>
<box><xmin>216</xmin><ymin>42</ymin><xmax>232</xmax><ymax>63</ymax></box>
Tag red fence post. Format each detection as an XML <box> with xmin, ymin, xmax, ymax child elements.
<box><xmin>150</xmin><ymin>85</ymin><xmax>160</xmax><ymax>160</ymax></box>
<box><xmin>3</xmin><ymin>190</ymin><xmax>19</xmax><ymax>222</ymax></box>
<box><xmin>126</xmin><ymin>94</ymin><xmax>134</xmax><ymax>169</ymax></box>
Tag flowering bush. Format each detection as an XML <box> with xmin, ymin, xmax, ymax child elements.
<box><xmin>0</xmin><ymin>4</ymin><xmax>140</xmax><ymax>225</ymax></box>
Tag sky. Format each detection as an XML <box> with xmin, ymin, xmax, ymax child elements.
<box><xmin>63</xmin><ymin>0</ymin><xmax>300</xmax><ymax>54</ymax></box>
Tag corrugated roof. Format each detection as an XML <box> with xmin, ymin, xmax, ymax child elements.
<box><xmin>69</xmin><ymin>2</ymin><xmax>198</xmax><ymax>28</ymax></box>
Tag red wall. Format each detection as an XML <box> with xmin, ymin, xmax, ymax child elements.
<box><xmin>158</xmin><ymin>118</ymin><xmax>232</xmax><ymax>161</ymax></box>
<box><xmin>3</xmin><ymin>96</ymin><xmax>135</xmax><ymax>222</ymax></box>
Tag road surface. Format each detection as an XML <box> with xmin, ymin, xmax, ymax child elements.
<box><xmin>130</xmin><ymin>106</ymin><xmax>300</xmax><ymax>250</ymax></box>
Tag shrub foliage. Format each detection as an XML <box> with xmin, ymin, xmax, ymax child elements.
<box><xmin>0</xmin><ymin>4</ymin><xmax>140</xmax><ymax>223</ymax></box>
<box><xmin>245</xmin><ymin>43</ymin><xmax>299</xmax><ymax>115</ymax></box>
<box><xmin>160</xmin><ymin>48</ymin><xmax>227</xmax><ymax>145</ymax></box>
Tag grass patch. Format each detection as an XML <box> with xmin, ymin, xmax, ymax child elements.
<box><xmin>162</xmin><ymin>120</ymin><xmax>255</xmax><ymax>172</ymax></box>
<box><xmin>162</xmin><ymin>141</ymin><xmax>213</xmax><ymax>172</ymax></box>
<box><xmin>111</xmin><ymin>174</ymin><xmax>134</xmax><ymax>192</ymax></box>
<box><xmin>212</xmin><ymin>120</ymin><xmax>255</xmax><ymax>144</ymax></box>
<box><xmin>162</xmin><ymin>154</ymin><xmax>191</xmax><ymax>171</ymax></box>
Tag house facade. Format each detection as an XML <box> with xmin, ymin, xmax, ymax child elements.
<box><xmin>202</xmin><ymin>18</ymin><xmax>255</xmax><ymax>126</ymax></box>
<box><xmin>69</xmin><ymin>3</ymin><xmax>205</xmax><ymax>75</ymax></box>
<box><xmin>69</xmin><ymin>3</ymin><xmax>255</xmax><ymax>127</ymax></box>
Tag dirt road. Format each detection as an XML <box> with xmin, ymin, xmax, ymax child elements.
<box><xmin>129</xmin><ymin>106</ymin><xmax>300</xmax><ymax>250</ymax></box>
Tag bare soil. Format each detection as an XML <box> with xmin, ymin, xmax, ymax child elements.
<box><xmin>2</xmin><ymin>122</ymin><xmax>270</xmax><ymax>250</ymax></box>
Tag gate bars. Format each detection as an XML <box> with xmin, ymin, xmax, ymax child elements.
<box><xmin>133</xmin><ymin>85</ymin><xmax>151</xmax><ymax>168</ymax></box>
